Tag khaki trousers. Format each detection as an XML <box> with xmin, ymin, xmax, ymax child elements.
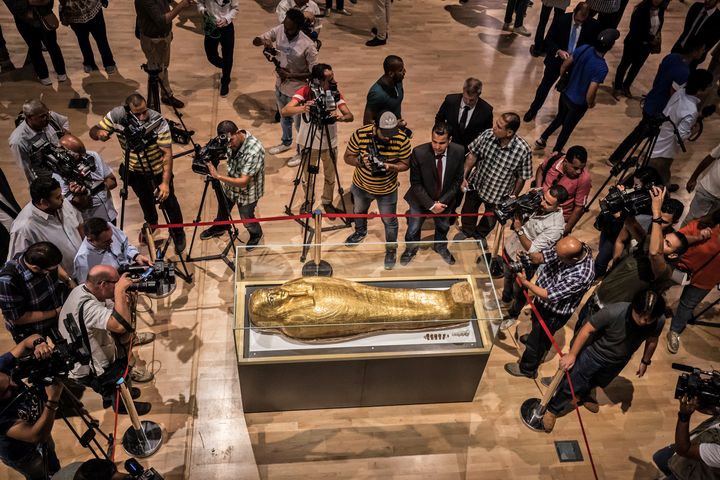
<box><xmin>140</xmin><ymin>33</ymin><xmax>173</xmax><ymax>96</ymax></box>
<box><xmin>302</xmin><ymin>148</ymin><xmax>338</xmax><ymax>206</ymax></box>
<box><xmin>373</xmin><ymin>0</ymin><xmax>391</xmax><ymax>40</ymax></box>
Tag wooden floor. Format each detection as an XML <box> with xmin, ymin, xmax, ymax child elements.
<box><xmin>1</xmin><ymin>0</ymin><xmax>720</xmax><ymax>478</ymax></box>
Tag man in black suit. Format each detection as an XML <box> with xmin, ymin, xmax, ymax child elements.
<box><xmin>434</xmin><ymin>78</ymin><xmax>494</xmax><ymax>152</ymax></box>
<box><xmin>524</xmin><ymin>2</ymin><xmax>598</xmax><ymax>122</ymax></box>
<box><xmin>0</xmin><ymin>167</ymin><xmax>22</xmax><ymax>264</ymax></box>
<box><xmin>672</xmin><ymin>0</ymin><xmax>720</xmax><ymax>69</ymax></box>
<box><xmin>401</xmin><ymin>122</ymin><xmax>464</xmax><ymax>266</ymax></box>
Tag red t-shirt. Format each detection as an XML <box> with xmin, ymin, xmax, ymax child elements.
<box><xmin>540</xmin><ymin>153</ymin><xmax>592</xmax><ymax>221</ymax></box>
<box><xmin>678</xmin><ymin>220</ymin><xmax>720</xmax><ymax>290</ymax></box>
<box><xmin>292</xmin><ymin>85</ymin><xmax>346</xmax><ymax>150</ymax></box>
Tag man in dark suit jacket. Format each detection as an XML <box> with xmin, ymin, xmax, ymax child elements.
<box><xmin>524</xmin><ymin>2</ymin><xmax>599</xmax><ymax>122</ymax></box>
<box><xmin>401</xmin><ymin>123</ymin><xmax>465</xmax><ymax>266</ymax></box>
<box><xmin>434</xmin><ymin>78</ymin><xmax>494</xmax><ymax>152</ymax></box>
<box><xmin>0</xmin><ymin>167</ymin><xmax>22</xmax><ymax>264</ymax></box>
<box><xmin>672</xmin><ymin>0</ymin><xmax>720</xmax><ymax>69</ymax></box>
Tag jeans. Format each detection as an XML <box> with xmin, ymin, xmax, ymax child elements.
<box><xmin>527</xmin><ymin>59</ymin><xmax>562</xmax><ymax>116</ymax></box>
<box><xmin>519</xmin><ymin>302</ymin><xmax>571</xmax><ymax>375</ymax></box>
<box><xmin>68</xmin><ymin>8</ymin><xmax>115</xmax><ymax>69</ymax></box>
<box><xmin>533</xmin><ymin>5</ymin><xmax>564</xmax><ymax>50</ymax></box>
<box><xmin>275</xmin><ymin>90</ymin><xmax>299</xmax><ymax>146</ymax></box>
<box><xmin>13</xmin><ymin>18</ymin><xmax>66</xmax><ymax>79</ymax></box>
<box><xmin>541</xmin><ymin>92</ymin><xmax>588</xmax><ymax>153</ymax></box>
<box><xmin>204</xmin><ymin>23</ymin><xmax>234</xmax><ymax>84</ymax></box>
<box><xmin>547</xmin><ymin>348</ymin><xmax>608</xmax><ymax>415</ymax></box>
<box><xmin>1</xmin><ymin>438</ymin><xmax>60</xmax><ymax>480</ymax></box>
<box><xmin>614</xmin><ymin>42</ymin><xmax>652</xmax><ymax>91</ymax></box>
<box><xmin>351</xmin><ymin>184</ymin><xmax>398</xmax><ymax>249</ymax></box>
<box><xmin>594</xmin><ymin>228</ymin><xmax>618</xmax><ymax>277</ymax></box>
<box><xmin>210</xmin><ymin>181</ymin><xmax>262</xmax><ymax>238</ymax></box>
<box><xmin>460</xmin><ymin>191</ymin><xmax>497</xmax><ymax>239</ymax></box>
<box><xmin>326</xmin><ymin>0</ymin><xmax>344</xmax><ymax>9</ymax></box>
<box><xmin>0</xmin><ymin>24</ymin><xmax>11</xmax><ymax>65</ymax></box>
<box><xmin>671</xmin><ymin>284</ymin><xmax>711</xmax><ymax>334</ymax></box>
<box><xmin>504</xmin><ymin>0</ymin><xmax>530</xmax><ymax>27</ymax></box>
<box><xmin>653</xmin><ymin>444</ymin><xmax>676</xmax><ymax>477</ymax></box>
<box><xmin>502</xmin><ymin>260</ymin><xmax>538</xmax><ymax>318</ymax></box>
<box><xmin>684</xmin><ymin>184</ymin><xmax>720</xmax><ymax>227</ymax></box>
<box><xmin>404</xmin><ymin>204</ymin><xmax>452</xmax><ymax>250</ymax></box>
<box><xmin>126</xmin><ymin>170</ymin><xmax>185</xmax><ymax>241</ymax></box>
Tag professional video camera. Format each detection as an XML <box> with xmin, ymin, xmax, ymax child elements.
<box><xmin>119</xmin><ymin>259</ymin><xmax>176</xmax><ymax>298</ymax></box>
<box><xmin>263</xmin><ymin>46</ymin><xmax>281</xmax><ymax>68</ymax></box>
<box><xmin>673</xmin><ymin>363</ymin><xmax>720</xmax><ymax>408</ymax></box>
<box><xmin>192</xmin><ymin>135</ymin><xmax>229</xmax><ymax>175</ymax></box>
<box><xmin>125</xmin><ymin>458</ymin><xmax>164</xmax><ymax>480</ymax></box>
<box><xmin>599</xmin><ymin>185</ymin><xmax>652</xmax><ymax>217</ymax></box>
<box><xmin>365</xmin><ymin>140</ymin><xmax>386</xmax><ymax>177</ymax></box>
<box><xmin>494</xmin><ymin>189</ymin><xmax>543</xmax><ymax>225</ymax></box>
<box><xmin>117</xmin><ymin>114</ymin><xmax>163</xmax><ymax>153</ymax></box>
<box><xmin>30</xmin><ymin>139</ymin><xmax>105</xmax><ymax>195</ymax></box>
<box><xmin>304</xmin><ymin>78</ymin><xmax>341</xmax><ymax>125</ymax></box>
<box><xmin>507</xmin><ymin>252</ymin><xmax>534</xmax><ymax>275</ymax></box>
<box><xmin>12</xmin><ymin>321</ymin><xmax>91</xmax><ymax>387</ymax></box>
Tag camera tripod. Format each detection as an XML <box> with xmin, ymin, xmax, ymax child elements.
<box><xmin>284</xmin><ymin>115</ymin><xmax>350</xmax><ymax>262</ymax></box>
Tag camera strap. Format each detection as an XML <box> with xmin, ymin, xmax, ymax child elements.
<box><xmin>77</xmin><ymin>299</ymin><xmax>98</xmax><ymax>378</ymax></box>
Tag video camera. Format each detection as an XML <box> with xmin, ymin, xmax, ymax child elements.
<box><xmin>12</xmin><ymin>321</ymin><xmax>91</xmax><ymax>387</ymax></box>
<box><xmin>599</xmin><ymin>185</ymin><xmax>652</xmax><ymax>217</ymax></box>
<box><xmin>119</xmin><ymin>259</ymin><xmax>176</xmax><ymax>298</ymax></box>
<box><xmin>117</xmin><ymin>114</ymin><xmax>163</xmax><ymax>153</ymax></box>
<box><xmin>304</xmin><ymin>78</ymin><xmax>341</xmax><ymax>125</ymax></box>
<box><xmin>365</xmin><ymin>140</ymin><xmax>387</xmax><ymax>177</ymax></box>
<box><xmin>673</xmin><ymin>363</ymin><xmax>720</xmax><ymax>408</ymax></box>
<box><xmin>494</xmin><ymin>189</ymin><xmax>543</xmax><ymax>225</ymax></box>
<box><xmin>192</xmin><ymin>135</ymin><xmax>229</xmax><ymax>176</ymax></box>
<box><xmin>125</xmin><ymin>458</ymin><xmax>164</xmax><ymax>480</ymax></box>
<box><xmin>30</xmin><ymin>139</ymin><xmax>105</xmax><ymax>195</ymax></box>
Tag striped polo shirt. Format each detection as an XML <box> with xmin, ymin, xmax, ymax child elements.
<box><xmin>347</xmin><ymin>124</ymin><xmax>411</xmax><ymax>196</ymax></box>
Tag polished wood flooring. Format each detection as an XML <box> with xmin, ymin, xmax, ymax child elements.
<box><xmin>1</xmin><ymin>0</ymin><xmax>719</xmax><ymax>478</ymax></box>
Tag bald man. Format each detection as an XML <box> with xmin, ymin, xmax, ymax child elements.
<box><xmin>56</xmin><ymin>134</ymin><xmax>118</xmax><ymax>223</ymax></box>
<box><xmin>58</xmin><ymin>265</ymin><xmax>153</xmax><ymax>414</ymax></box>
<box><xmin>504</xmin><ymin>235</ymin><xmax>595</xmax><ymax>379</ymax></box>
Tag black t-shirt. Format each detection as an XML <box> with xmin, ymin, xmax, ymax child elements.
<box><xmin>587</xmin><ymin>302</ymin><xmax>664</xmax><ymax>365</ymax></box>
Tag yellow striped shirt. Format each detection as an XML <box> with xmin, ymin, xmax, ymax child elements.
<box><xmin>348</xmin><ymin>124</ymin><xmax>411</xmax><ymax>195</ymax></box>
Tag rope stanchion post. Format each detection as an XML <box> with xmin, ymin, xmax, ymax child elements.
<box><xmin>117</xmin><ymin>378</ymin><xmax>163</xmax><ymax>458</ymax></box>
<box><xmin>301</xmin><ymin>210</ymin><xmax>333</xmax><ymax>277</ymax></box>
<box><xmin>520</xmin><ymin>367</ymin><xmax>565</xmax><ymax>432</ymax></box>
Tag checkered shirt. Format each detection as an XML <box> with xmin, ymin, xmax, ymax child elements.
<box><xmin>222</xmin><ymin>132</ymin><xmax>265</xmax><ymax>206</ymax></box>
<box><xmin>0</xmin><ymin>254</ymin><xmax>66</xmax><ymax>334</ymax></box>
<box><xmin>466</xmin><ymin>129</ymin><xmax>533</xmax><ymax>204</ymax></box>
<box><xmin>586</xmin><ymin>0</ymin><xmax>621</xmax><ymax>13</ymax></box>
<box><xmin>536</xmin><ymin>244</ymin><xmax>595</xmax><ymax>316</ymax></box>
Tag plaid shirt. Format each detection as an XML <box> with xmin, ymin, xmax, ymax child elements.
<box><xmin>223</xmin><ymin>132</ymin><xmax>265</xmax><ymax>206</ymax></box>
<box><xmin>586</xmin><ymin>0</ymin><xmax>620</xmax><ymax>13</ymax></box>
<box><xmin>0</xmin><ymin>254</ymin><xmax>66</xmax><ymax>333</ymax></box>
<box><xmin>536</xmin><ymin>244</ymin><xmax>595</xmax><ymax>315</ymax></box>
<box><xmin>467</xmin><ymin>129</ymin><xmax>532</xmax><ymax>204</ymax></box>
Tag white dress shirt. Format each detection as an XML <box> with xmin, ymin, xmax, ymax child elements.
<box><xmin>651</xmin><ymin>87</ymin><xmax>700</xmax><ymax>159</ymax></box>
<box><xmin>73</xmin><ymin>224</ymin><xmax>140</xmax><ymax>284</ymax></box>
<box><xmin>457</xmin><ymin>100</ymin><xmax>476</xmax><ymax>130</ymax></box>
<box><xmin>197</xmin><ymin>0</ymin><xmax>239</xmax><ymax>24</ymax></box>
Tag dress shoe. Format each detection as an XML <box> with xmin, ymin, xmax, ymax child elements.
<box><xmin>502</xmin><ymin>22</ymin><xmax>513</xmax><ymax>32</ymax></box>
<box><xmin>535</xmin><ymin>137</ymin><xmax>547</xmax><ymax>149</ymax></box>
<box><xmin>246</xmin><ymin>234</ymin><xmax>263</xmax><ymax>252</ymax></box>
<box><xmin>115</xmin><ymin>400</ymin><xmax>152</xmax><ymax>416</ymax></box>
<box><xmin>542</xmin><ymin>411</ymin><xmax>557</xmax><ymax>432</ymax></box>
<box><xmin>103</xmin><ymin>387</ymin><xmax>141</xmax><ymax>409</ymax></box>
<box><xmin>384</xmin><ymin>250</ymin><xmax>397</xmax><ymax>270</ymax></box>
<box><xmin>133</xmin><ymin>331</ymin><xmax>155</xmax><ymax>346</ymax></box>
<box><xmin>668</xmin><ymin>184</ymin><xmax>680</xmax><ymax>193</ymax></box>
<box><xmin>345</xmin><ymin>231</ymin><xmax>366</xmax><ymax>245</ymax></box>
<box><xmin>523</xmin><ymin>110</ymin><xmax>536</xmax><ymax>123</ymax></box>
<box><xmin>323</xmin><ymin>203</ymin><xmax>342</xmax><ymax>214</ymax></box>
<box><xmin>173</xmin><ymin>233</ymin><xmax>187</xmax><ymax>254</ymax></box>
<box><xmin>220</xmin><ymin>81</ymin><xmax>230</xmax><ymax>98</ymax></box>
<box><xmin>200</xmin><ymin>224</ymin><xmax>229</xmax><ymax>240</ymax></box>
<box><xmin>504</xmin><ymin>362</ymin><xmax>537</xmax><ymax>379</ymax></box>
<box><xmin>366</xmin><ymin>36</ymin><xmax>387</xmax><ymax>47</ymax></box>
<box><xmin>130</xmin><ymin>368</ymin><xmax>154</xmax><ymax>383</ymax></box>
<box><xmin>529</xmin><ymin>45</ymin><xmax>543</xmax><ymax>57</ymax></box>
<box><xmin>514</xmin><ymin>26</ymin><xmax>531</xmax><ymax>37</ymax></box>
<box><xmin>161</xmin><ymin>95</ymin><xmax>185</xmax><ymax>109</ymax></box>
<box><xmin>581</xmin><ymin>396</ymin><xmax>600</xmax><ymax>413</ymax></box>
<box><xmin>400</xmin><ymin>249</ymin><xmax>417</xmax><ymax>266</ymax></box>
<box><xmin>434</xmin><ymin>246</ymin><xmax>456</xmax><ymax>265</ymax></box>
<box><xmin>518</xmin><ymin>333</ymin><xmax>529</xmax><ymax>344</ymax></box>
<box><xmin>333</xmin><ymin>8</ymin><xmax>352</xmax><ymax>15</ymax></box>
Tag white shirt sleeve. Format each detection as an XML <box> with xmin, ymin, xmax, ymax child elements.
<box><xmin>711</xmin><ymin>143</ymin><xmax>720</xmax><ymax>160</ymax></box>
<box><xmin>699</xmin><ymin>443</ymin><xmax>720</xmax><ymax>468</ymax></box>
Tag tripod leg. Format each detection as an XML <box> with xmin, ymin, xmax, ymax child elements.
<box><xmin>325</xmin><ymin>123</ymin><xmax>351</xmax><ymax>225</ymax></box>
<box><xmin>186</xmin><ymin>177</ymin><xmax>213</xmax><ymax>260</ymax></box>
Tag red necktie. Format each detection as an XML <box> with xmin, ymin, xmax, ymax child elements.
<box><xmin>435</xmin><ymin>154</ymin><xmax>444</xmax><ymax>199</ymax></box>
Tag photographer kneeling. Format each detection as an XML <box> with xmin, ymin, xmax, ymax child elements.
<box><xmin>0</xmin><ymin>334</ymin><xmax>63</xmax><ymax>479</ymax></box>
<box><xmin>58</xmin><ymin>265</ymin><xmax>152</xmax><ymax>414</ymax></box>
<box><xmin>204</xmin><ymin>121</ymin><xmax>265</xmax><ymax>250</ymax></box>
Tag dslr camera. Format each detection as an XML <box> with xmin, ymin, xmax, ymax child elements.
<box><xmin>192</xmin><ymin>135</ymin><xmax>229</xmax><ymax>176</ymax></box>
<box><xmin>673</xmin><ymin>363</ymin><xmax>720</xmax><ymax>408</ymax></box>
<box><xmin>262</xmin><ymin>46</ymin><xmax>281</xmax><ymax>68</ymax></box>
<box><xmin>125</xmin><ymin>458</ymin><xmax>164</xmax><ymax>480</ymax></box>
<box><xmin>119</xmin><ymin>260</ymin><xmax>176</xmax><ymax>298</ymax></box>
<box><xmin>507</xmin><ymin>252</ymin><xmax>534</xmax><ymax>275</ymax></box>
<box><xmin>494</xmin><ymin>189</ymin><xmax>543</xmax><ymax>225</ymax></box>
<box><xmin>365</xmin><ymin>141</ymin><xmax>387</xmax><ymax>177</ymax></box>
<box><xmin>30</xmin><ymin>139</ymin><xmax>104</xmax><ymax>195</ymax></box>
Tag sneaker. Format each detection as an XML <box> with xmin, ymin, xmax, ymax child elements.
<box><xmin>115</xmin><ymin>400</ymin><xmax>152</xmax><ymax>416</ymax></box>
<box><xmin>540</xmin><ymin>376</ymin><xmax>552</xmax><ymax>387</ymax></box>
<box><xmin>542</xmin><ymin>411</ymin><xmax>556</xmax><ymax>432</ymax></box>
<box><xmin>535</xmin><ymin>137</ymin><xmax>547</xmax><ymax>149</ymax></box>
<box><xmin>333</xmin><ymin>8</ymin><xmax>352</xmax><ymax>15</ymax></box>
<box><xmin>161</xmin><ymin>95</ymin><xmax>185</xmax><ymax>109</ymax></box>
<box><xmin>384</xmin><ymin>250</ymin><xmax>397</xmax><ymax>270</ymax></box>
<box><xmin>57</xmin><ymin>74</ymin><xmax>67</xmax><ymax>82</ymax></box>
<box><xmin>529</xmin><ymin>45</ymin><xmax>543</xmax><ymax>57</ymax></box>
<box><xmin>499</xmin><ymin>317</ymin><xmax>517</xmax><ymax>331</ymax></box>
<box><xmin>220</xmin><ymin>82</ymin><xmax>230</xmax><ymax>98</ymax></box>
<box><xmin>173</xmin><ymin>233</ymin><xmax>187</xmax><ymax>254</ymax></box>
<box><xmin>83</xmin><ymin>64</ymin><xmax>97</xmax><ymax>73</ymax></box>
<box><xmin>502</xmin><ymin>22</ymin><xmax>513</xmax><ymax>32</ymax></box>
<box><xmin>400</xmin><ymin>249</ymin><xmax>417</xmax><ymax>266</ymax></box>
<box><xmin>523</xmin><ymin>110</ymin><xmax>536</xmax><ymax>123</ymax></box>
<box><xmin>39</xmin><ymin>77</ymin><xmax>52</xmax><ymax>86</ymax></box>
<box><xmin>434</xmin><ymin>246</ymin><xmax>456</xmax><ymax>265</ymax></box>
<box><xmin>667</xmin><ymin>330</ymin><xmax>680</xmax><ymax>354</ymax></box>
<box><xmin>514</xmin><ymin>26</ymin><xmax>531</xmax><ymax>37</ymax></box>
<box><xmin>323</xmin><ymin>203</ymin><xmax>342</xmax><ymax>214</ymax></box>
<box><xmin>622</xmin><ymin>86</ymin><xmax>633</xmax><ymax>99</ymax></box>
<box><xmin>371</xmin><ymin>27</ymin><xmax>378</xmax><ymax>35</ymax></box>
<box><xmin>105</xmin><ymin>65</ymin><xmax>117</xmax><ymax>75</ymax></box>
<box><xmin>504</xmin><ymin>362</ymin><xmax>537</xmax><ymax>379</ymax></box>
<box><xmin>581</xmin><ymin>396</ymin><xmax>600</xmax><ymax>414</ymax></box>
<box><xmin>345</xmin><ymin>231</ymin><xmax>366</xmax><ymax>245</ymax></box>
<box><xmin>246</xmin><ymin>234</ymin><xmax>263</xmax><ymax>252</ymax></box>
<box><xmin>287</xmin><ymin>154</ymin><xmax>302</xmax><ymax>167</ymax></box>
<box><xmin>133</xmin><ymin>331</ymin><xmax>156</xmax><ymax>346</ymax></box>
<box><xmin>130</xmin><ymin>368</ymin><xmax>154</xmax><ymax>383</ymax></box>
<box><xmin>200</xmin><ymin>224</ymin><xmax>229</xmax><ymax>240</ymax></box>
<box><xmin>366</xmin><ymin>36</ymin><xmax>387</xmax><ymax>47</ymax></box>
<box><xmin>268</xmin><ymin>144</ymin><xmax>292</xmax><ymax>155</ymax></box>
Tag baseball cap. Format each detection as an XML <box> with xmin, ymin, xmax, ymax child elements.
<box><xmin>596</xmin><ymin>28</ymin><xmax>620</xmax><ymax>49</ymax></box>
<box><xmin>377</xmin><ymin>111</ymin><xmax>400</xmax><ymax>137</ymax></box>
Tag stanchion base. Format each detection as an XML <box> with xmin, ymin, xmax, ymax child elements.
<box><xmin>122</xmin><ymin>420</ymin><xmax>163</xmax><ymax>458</ymax></box>
<box><xmin>302</xmin><ymin>260</ymin><xmax>333</xmax><ymax>277</ymax></box>
<box><xmin>520</xmin><ymin>398</ymin><xmax>546</xmax><ymax>432</ymax></box>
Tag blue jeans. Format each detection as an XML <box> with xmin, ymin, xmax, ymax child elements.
<box><xmin>275</xmin><ymin>90</ymin><xmax>299</xmax><ymax>146</ymax></box>
<box><xmin>671</xmin><ymin>284</ymin><xmax>711</xmax><ymax>334</ymax></box>
<box><xmin>404</xmin><ymin>204</ymin><xmax>451</xmax><ymax>249</ymax></box>
<box><xmin>594</xmin><ymin>229</ymin><xmax>617</xmax><ymax>278</ymax></box>
<box><xmin>653</xmin><ymin>444</ymin><xmax>676</xmax><ymax>477</ymax></box>
<box><xmin>547</xmin><ymin>348</ymin><xmax>609</xmax><ymax>415</ymax></box>
<box><xmin>351</xmin><ymin>184</ymin><xmax>398</xmax><ymax>249</ymax></box>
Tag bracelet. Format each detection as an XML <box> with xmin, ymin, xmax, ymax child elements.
<box><xmin>652</xmin><ymin>217</ymin><xmax>664</xmax><ymax>224</ymax></box>
<box><xmin>45</xmin><ymin>401</ymin><xmax>59</xmax><ymax>412</ymax></box>
<box><xmin>678</xmin><ymin>411</ymin><xmax>692</xmax><ymax>422</ymax></box>
<box><xmin>32</xmin><ymin>338</ymin><xmax>47</xmax><ymax>348</ymax></box>
<box><xmin>641</xmin><ymin>358</ymin><xmax>651</xmax><ymax>366</ymax></box>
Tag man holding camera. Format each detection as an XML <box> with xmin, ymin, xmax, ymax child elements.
<box><xmin>74</xmin><ymin>218</ymin><xmax>151</xmax><ymax>284</ymax></box>
<box><xmin>253</xmin><ymin>9</ymin><xmax>318</xmax><ymax>167</ymax></box>
<box><xmin>9</xmin><ymin>99</ymin><xmax>70</xmax><ymax>184</ymax></box>
<box><xmin>460</xmin><ymin>112</ymin><xmax>532</xmax><ymax>248</ymax></box>
<box><xmin>281</xmin><ymin>63</ymin><xmax>354</xmax><ymax>213</ymax></box>
<box><xmin>344</xmin><ymin>111</ymin><xmax>411</xmax><ymax>270</ymax></box>
<box><xmin>500</xmin><ymin>185</ymin><xmax>568</xmax><ymax>330</ymax></box>
<box><xmin>400</xmin><ymin>122</ymin><xmax>465</xmax><ymax>266</ymax></box>
<box><xmin>0</xmin><ymin>334</ymin><xmax>63</xmax><ymax>479</ymax></box>
<box><xmin>90</xmin><ymin>93</ymin><xmax>186</xmax><ymax>253</ymax></box>
<box><xmin>504</xmin><ymin>236</ymin><xmax>594</xmax><ymax>379</ymax></box>
<box><xmin>204</xmin><ymin>121</ymin><xmax>265</xmax><ymax>250</ymax></box>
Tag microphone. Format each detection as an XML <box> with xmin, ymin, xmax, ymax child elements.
<box><xmin>671</xmin><ymin>363</ymin><xmax>696</xmax><ymax>373</ymax></box>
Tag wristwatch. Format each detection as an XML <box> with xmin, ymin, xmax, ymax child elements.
<box><xmin>517</xmin><ymin>228</ymin><xmax>526</xmax><ymax>237</ymax></box>
<box><xmin>641</xmin><ymin>358</ymin><xmax>651</xmax><ymax>366</ymax></box>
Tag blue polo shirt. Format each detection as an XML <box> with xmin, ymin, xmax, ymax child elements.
<box><xmin>565</xmin><ymin>45</ymin><xmax>608</xmax><ymax>107</ymax></box>
<box><xmin>644</xmin><ymin>53</ymin><xmax>690</xmax><ymax>117</ymax></box>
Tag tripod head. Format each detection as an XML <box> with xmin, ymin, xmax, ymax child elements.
<box><xmin>141</xmin><ymin>63</ymin><xmax>163</xmax><ymax>77</ymax></box>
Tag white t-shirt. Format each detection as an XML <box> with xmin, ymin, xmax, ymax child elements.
<box><xmin>700</xmin><ymin>443</ymin><xmax>720</xmax><ymax>468</ymax></box>
<box><xmin>698</xmin><ymin>143</ymin><xmax>720</xmax><ymax>198</ymax></box>
<box><xmin>58</xmin><ymin>285</ymin><xmax>116</xmax><ymax>378</ymax></box>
